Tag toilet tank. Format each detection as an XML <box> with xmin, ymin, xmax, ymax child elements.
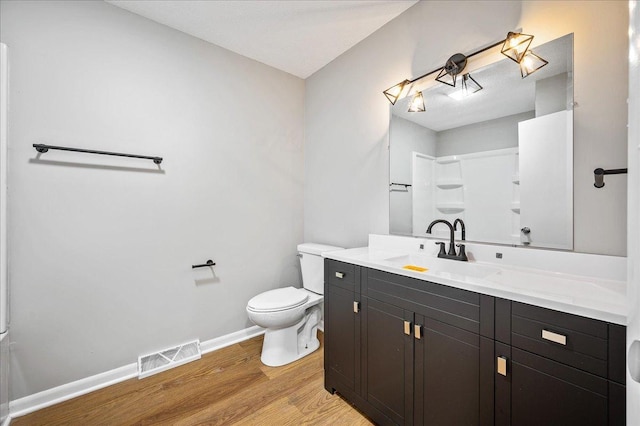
<box><xmin>298</xmin><ymin>243</ymin><xmax>343</xmax><ymax>294</ymax></box>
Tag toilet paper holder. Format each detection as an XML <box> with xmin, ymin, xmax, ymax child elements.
<box><xmin>192</xmin><ymin>259</ymin><xmax>216</xmax><ymax>269</ymax></box>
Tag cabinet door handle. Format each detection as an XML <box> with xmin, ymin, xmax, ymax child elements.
<box><xmin>404</xmin><ymin>321</ymin><xmax>411</xmax><ymax>336</ymax></box>
<box><xmin>353</xmin><ymin>301</ymin><xmax>360</xmax><ymax>313</ymax></box>
<box><xmin>335</xmin><ymin>272</ymin><xmax>345</xmax><ymax>279</ymax></box>
<box><xmin>497</xmin><ymin>356</ymin><xmax>508</xmax><ymax>376</ymax></box>
<box><xmin>542</xmin><ymin>329</ymin><xmax>567</xmax><ymax>346</ymax></box>
<box><xmin>414</xmin><ymin>324</ymin><xmax>422</xmax><ymax>339</ymax></box>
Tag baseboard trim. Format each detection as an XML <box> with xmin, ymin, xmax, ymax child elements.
<box><xmin>9</xmin><ymin>325</ymin><xmax>265</xmax><ymax>419</ymax></box>
<box><xmin>200</xmin><ymin>325</ymin><xmax>264</xmax><ymax>355</ymax></box>
<box><xmin>9</xmin><ymin>363</ymin><xmax>138</xmax><ymax>419</ymax></box>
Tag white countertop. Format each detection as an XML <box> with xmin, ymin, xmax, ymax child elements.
<box><xmin>323</xmin><ymin>241</ymin><xmax>627</xmax><ymax>325</ymax></box>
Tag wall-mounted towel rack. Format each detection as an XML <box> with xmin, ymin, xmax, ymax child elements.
<box><xmin>192</xmin><ymin>260</ymin><xmax>215</xmax><ymax>269</ymax></box>
<box><xmin>390</xmin><ymin>182</ymin><xmax>412</xmax><ymax>192</ymax></box>
<box><xmin>33</xmin><ymin>144</ymin><xmax>163</xmax><ymax>164</ymax></box>
<box><xmin>594</xmin><ymin>167</ymin><xmax>627</xmax><ymax>188</ymax></box>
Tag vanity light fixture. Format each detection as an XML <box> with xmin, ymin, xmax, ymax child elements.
<box><xmin>501</xmin><ymin>32</ymin><xmax>534</xmax><ymax>63</ymax></box>
<box><xmin>435</xmin><ymin>53</ymin><xmax>468</xmax><ymax>87</ymax></box>
<box><xmin>383</xmin><ymin>79</ymin><xmax>411</xmax><ymax>105</ymax></box>
<box><xmin>407</xmin><ymin>91</ymin><xmax>426</xmax><ymax>112</ymax></box>
<box><xmin>519</xmin><ymin>51</ymin><xmax>549</xmax><ymax>77</ymax></box>
<box><xmin>383</xmin><ymin>30</ymin><xmax>547</xmax><ymax>109</ymax></box>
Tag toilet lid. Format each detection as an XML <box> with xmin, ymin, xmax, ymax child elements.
<box><xmin>247</xmin><ymin>287</ymin><xmax>309</xmax><ymax>312</ymax></box>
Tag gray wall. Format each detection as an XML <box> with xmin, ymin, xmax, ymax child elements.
<box><xmin>304</xmin><ymin>0</ymin><xmax>628</xmax><ymax>256</ymax></box>
<box><xmin>436</xmin><ymin>111</ymin><xmax>534</xmax><ymax>157</ymax></box>
<box><xmin>390</xmin><ymin>116</ymin><xmax>436</xmax><ymax>184</ymax></box>
<box><xmin>536</xmin><ymin>72</ymin><xmax>570</xmax><ymax>116</ymax></box>
<box><xmin>389</xmin><ymin>116</ymin><xmax>436</xmax><ymax>234</ymax></box>
<box><xmin>1</xmin><ymin>1</ymin><xmax>304</xmax><ymax>398</ymax></box>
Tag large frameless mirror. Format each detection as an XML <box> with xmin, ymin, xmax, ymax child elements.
<box><xmin>389</xmin><ymin>34</ymin><xmax>574</xmax><ymax>249</ymax></box>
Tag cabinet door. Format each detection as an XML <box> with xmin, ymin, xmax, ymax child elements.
<box><xmin>324</xmin><ymin>283</ymin><xmax>360</xmax><ymax>394</ymax></box>
<box><xmin>362</xmin><ymin>297</ymin><xmax>413</xmax><ymax>425</ymax></box>
<box><xmin>496</xmin><ymin>346</ymin><xmax>608</xmax><ymax>426</ymax></box>
<box><xmin>414</xmin><ymin>315</ymin><xmax>493</xmax><ymax>426</ymax></box>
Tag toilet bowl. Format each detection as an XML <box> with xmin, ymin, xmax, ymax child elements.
<box><xmin>247</xmin><ymin>287</ymin><xmax>324</xmax><ymax>366</ymax></box>
<box><xmin>246</xmin><ymin>243</ymin><xmax>343</xmax><ymax>367</ymax></box>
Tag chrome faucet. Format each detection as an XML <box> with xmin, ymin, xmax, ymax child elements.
<box><xmin>426</xmin><ymin>219</ymin><xmax>468</xmax><ymax>261</ymax></box>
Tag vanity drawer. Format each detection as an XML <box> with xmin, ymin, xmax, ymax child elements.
<box><xmin>327</xmin><ymin>260</ymin><xmax>357</xmax><ymax>290</ymax></box>
<box><xmin>511</xmin><ymin>302</ymin><xmax>608</xmax><ymax>377</ymax></box>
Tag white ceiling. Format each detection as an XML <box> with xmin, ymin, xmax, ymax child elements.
<box><xmin>106</xmin><ymin>0</ymin><xmax>418</xmax><ymax>79</ymax></box>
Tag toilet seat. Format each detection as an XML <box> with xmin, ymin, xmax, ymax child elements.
<box><xmin>246</xmin><ymin>286</ymin><xmax>309</xmax><ymax>313</ymax></box>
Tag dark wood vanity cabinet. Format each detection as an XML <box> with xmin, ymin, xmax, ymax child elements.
<box><xmin>414</xmin><ymin>314</ymin><xmax>494</xmax><ymax>425</ymax></box>
<box><xmin>362</xmin><ymin>268</ymin><xmax>495</xmax><ymax>426</ymax></box>
<box><xmin>325</xmin><ymin>260</ymin><xmax>494</xmax><ymax>425</ymax></box>
<box><xmin>324</xmin><ymin>260</ymin><xmax>361</xmax><ymax>396</ymax></box>
<box><xmin>495</xmin><ymin>299</ymin><xmax>626</xmax><ymax>426</ymax></box>
<box><xmin>360</xmin><ymin>296</ymin><xmax>413</xmax><ymax>424</ymax></box>
<box><xmin>324</xmin><ymin>259</ymin><xmax>626</xmax><ymax>426</ymax></box>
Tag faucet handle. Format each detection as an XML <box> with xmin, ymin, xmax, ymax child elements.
<box><xmin>435</xmin><ymin>242</ymin><xmax>446</xmax><ymax>257</ymax></box>
<box><xmin>456</xmin><ymin>244</ymin><xmax>468</xmax><ymax>261</ymax></box>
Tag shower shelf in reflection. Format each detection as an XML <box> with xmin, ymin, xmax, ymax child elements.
<box><xmin>435</xmin><ymin>157</ymin><xmax>460</xmax><ymax>165</ymax></box>
<box><xmin>436</xmin><ymin>202</ymin><xmax>465</xmax><ymax>213</ymax></box>
<box><xmin>436</xmin><ymin>178</ymin><xmax>463</xmax><ymax>189</ymax></box>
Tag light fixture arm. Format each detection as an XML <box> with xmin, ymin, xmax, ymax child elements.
<box><xmin>403</xmin><ymin>38</ymin><xmax>506</xmax><ymax>87</ymax></box>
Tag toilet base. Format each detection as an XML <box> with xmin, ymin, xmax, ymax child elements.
<box><xmin>260</xmin><ymin>305</ymin><xmax>321</xmax><ymax>367</ymax></box>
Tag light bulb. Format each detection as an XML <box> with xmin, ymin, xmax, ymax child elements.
<box><xmin>408</xmin><ymin>91</ymin><xmax>425</xmax><ymax>112</ymax></box>
<box><xmin>519</xmin><ymin>51</ymin><xmax>548</xmax><ymax>78</ymax></box>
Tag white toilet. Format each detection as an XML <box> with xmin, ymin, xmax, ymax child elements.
<box><xmin>246</xmin><ymin>243</ymin><xmax>343</xmax><ymax>367</ymax></box>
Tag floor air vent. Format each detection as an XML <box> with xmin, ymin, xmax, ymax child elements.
<box><xmin>137</xmin><ymin>339</ymin><xmax>201</xmax><ymax>379</ymax></box>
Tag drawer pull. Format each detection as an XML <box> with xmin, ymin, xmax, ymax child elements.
<box><xmin>414</xmin><ymin>324</ymin><xmax>422</xmax><ymax>340</ymax></box>
<box><xmin>404</xmin><ymin>321</ymin><xmax>411</xmax><ymax>336</ymax></box>
<box><xmin>335</xmin><ymin>272</ymin><xmax>345</xmax><ymax>279</ymax></box>
<box><xmin>497</xmin><ymin>356</ymin><xmax>508</xmax><ymax>376</ymax></box>
<box><xmin>542</xmin><ymin>329</ymin><xmax>567</xmax><ymax>346</ymax></box>
<box><xmin>353</xmin><ymin>301</ymin><xmax>360</xmax><ymax>313</ymax></box>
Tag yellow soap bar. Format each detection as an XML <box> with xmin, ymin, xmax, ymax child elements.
<box><xmin>403</xmin><ymin>265</ymin><xmax>428</xmax><ymax>272</ymax></box>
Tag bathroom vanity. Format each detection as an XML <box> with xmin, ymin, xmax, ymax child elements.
<box><xmin>323</xmin><ymin>235</ymin><xmax>626</xmax><ymax>426</ymax></box>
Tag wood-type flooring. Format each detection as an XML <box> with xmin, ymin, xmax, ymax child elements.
<box><xmin>12</xmin><ymin>333</ymin><xmax>372</xmax><ymax>425</ymax></box>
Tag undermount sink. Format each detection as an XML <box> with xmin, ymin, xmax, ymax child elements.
<box><xmin>382</xmin><ymin>254</ymin><xmax>499</xmax><ymax>280</ymax></box>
